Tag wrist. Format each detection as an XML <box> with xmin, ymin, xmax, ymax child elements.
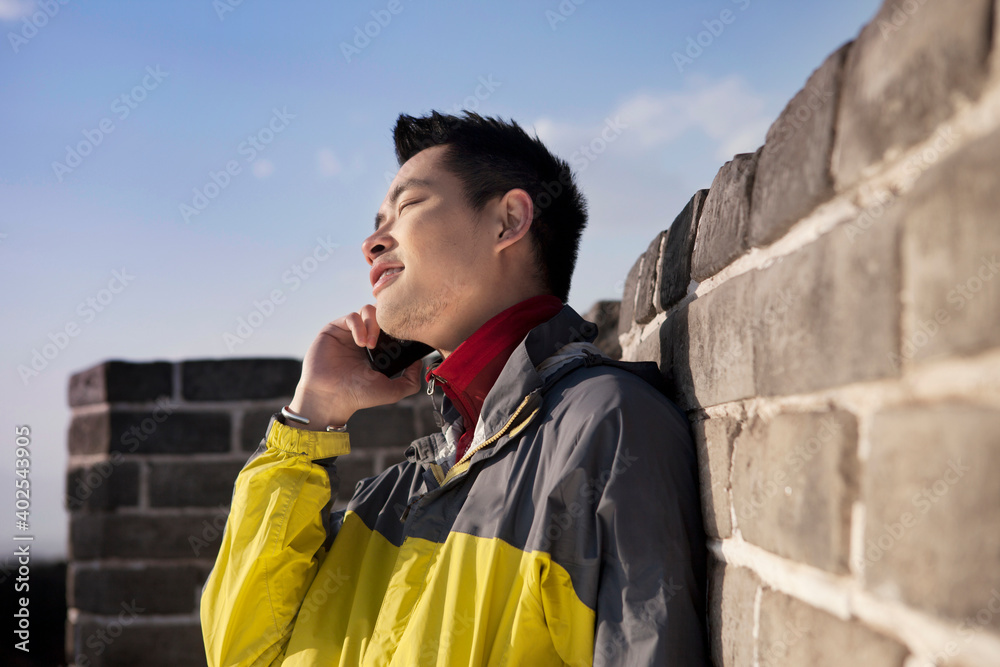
<box><xmin>288</xmin><ymin>389</ymin><xmax>353</xmax><ymax>431</ymax></box>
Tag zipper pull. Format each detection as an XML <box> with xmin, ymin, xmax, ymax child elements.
<box><xmin>427</xmin><ymin>376</ymin><xmax>435</xmax><ymax>396</ymax></box>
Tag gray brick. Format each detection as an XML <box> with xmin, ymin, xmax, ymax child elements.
<box><xmin>750</xmin><ymin>45</ymin><xmax>847</xmax><ymax>247</ymax></box>
<box><xmin>668</xmin><ymin>270</ymin><xmax>756</xmax><ymax>409</ymax></box>
<box><xmin>864</xmin><ymin>404</ymin><xmax>1000</xmax><ymax>627</ymax></box>
<box><xmin>181</xmin><ymin>358</ymin><xmax>301</xmax><ymax>401</ymax></box>
<box><xmin>617</xmin><ymin>254</ymin><xmax>643</xmax><ymax>337</ymax></box>
<box><xmin>693</xmin><ymin>150</ymin><xmax>760</xmax><ymax>280</ymax></box>
<box><xmin>583</xmin><ymin>300</ymin><xmax>622</xmax><ymax>360</ymax></box>
<box><xmin>832</xmin><ymin>0</ymin><xmax>993</xmax><ymax>188</ymax></box>
<box><xmin>241</xmin><ymin>408</ymin><xmax>279</xmax><ymax>451</ymax></box>
<box><xmin>657</xmin><ymin>190</ymin><xmax>708</xmax><ymax>310</ymax></box>
<box><xmin>68</xmin><ymin>619</ymin><xmax>206</xmax><ymax>667</ymax></box>
<box><xmin>70</xmin><ymin>510</ymin><xmax>230</xmax><ymax>560</ymax></box>
<box><xmin>109</xmin><ymin>410</ymin><xmax>231</xmax><ymax>455</ymax></box>
<box><xmin>692</xmin><ymin>416</ymin><xmax>739</xmax><ymax>539</ymax></box>
<box><xmin>347</xmin><ymin>404</ymin><xmax>416</xmax><ymax>450</ymax></box>
<box><xmin>68</xmin><ymin>360</ymin><xmax>173</xmax><ymax>407</ymax></box>
<box><xmin>69</xmin><ymin>563</ymin><xmax>211</xmax><ymax>615</ymax></box>
<box><xmin>758</xmin><ymin>589</ymin><xmax>908</xmax><ymax>667</ymax></box>
<box><xmin>635</xmin><ymin>231</ymin><xmax>666</xmax><ymax>324</ymax></box>
<box><xmin>69</xmin><ymin>411</ymin><xmax>110</xmax><ymax>456</ymax></box>
<box><xmin>898</xmin><ymin>127</ymin><xmax>1000</xmax><ymax>367</ymax></box>
<box><xmin>707</xmin><ymin>561</ymin><xmax>759</xmax><ymax>667</ymax></box>
<box><xmin>754</xmin><ymin>217</ymin><xmax>900</xmax><ymax>396</ymax></box>
<box><xmin>148</xmin><ymin>460</ymin><xmax>245</xmax><ymax>507</ymax></box>
<box><xmin>731</xmin><ymin>410</ymin><xmax>859</xmax><ymax>574</ymax></box>
<box><xmin>65</xmin><ymin>460</ymin><xmax>140</xmax><ymax>512</ymax></box>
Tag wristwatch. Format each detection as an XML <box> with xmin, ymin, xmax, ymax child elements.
<box><xmin>280</xmin><ymin>405</ymin><xmax>348</xmax><ymax>432</ymax></box>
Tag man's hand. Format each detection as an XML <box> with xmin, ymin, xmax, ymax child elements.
<box><xmin>287</xmin><ymin>304</ymin><xmax>424</xmax><ymax>430</ymax></box>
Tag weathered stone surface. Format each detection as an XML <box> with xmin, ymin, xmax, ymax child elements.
<box><xmin>69</xmin><ymin>360</ymin><xmax>173</xmax><ymax>407</ymax></box>
<box><xmin>831</xmin><ymin>0</ymin><xmax>992</xmax><ymax>188</ymax></box>
<box><xmin>617</xmin><ymin>254</ymin><xmax>643</xmax><ymax>337</ymax></box>
<box><xmin>69</xmin><ymin>563</ymin><xmax>211</xmax><ymax>615</ymax></box>
<box><xmin>636</xmin><ymin>231</ymin><xmax>666</xmax><ymax>324</ymax></box>
<box><xmin>66</xmin><ymin>461</ymin><xmax>140</xmax><ymax>512</ymax></box>
<box><xmin>692</xmin><ymin>416</ymin><xmax>739</xmax><ymax>539</ymax></box>
<box><xmin>68</xmin><ymin>411</ymin><xmax>111</xmax><ymax>456</ymax></box>
<box><xmin>67</xmin><ymin>619</ymin><xmax>206</xmax><ymax>667</ymax></box>
<box><xmin>109</xmin><ymin>410</ymin><xmax>231</xmax><ymax>455</ymax></box>
<box><xmin>148</xmin><ymin>460</ymin><xmax>245</xmax><ymax>507</ymax></box>
<box><xmin>731</xmin><ymin>410</ymin><xmax>859</xmax><ymax>573</ymax></box>
<box><xmin>668</xmin><ymin>270</ymin><xmax>756</xmax><ymax>410</ymax></box>
<box><xmin>707</xmin><ymin>561</ymin><xmax>759</xmax><ymax>667</ymax></box>
<box><xmin>181</xmin><ymin>358</ymin><xmax>301</xmax><ymax>401</ymax></box>
<box><xmin>583</xmin><ymin>300</ymin><xmax>622</xmax><ymax>360</ymax></box>
<box><xmin>70</xmin><ymin>510</ymin><xmax>229</xmax><ymax>560</ymax></box>
<box><xmin>899</xmin><ymin>127</ymin><xmax>1000</xmax><ymax>367</ymax></box>
<box><xmin>657</xmin><ymin>190</ymin><xmax>708</xmax><ymax>311</ymax></box>
<box><xmin>758</xmin><ymin>589</ymin><xmax>908</xmax><ymax>667</ymax></box>
<box><xmin>241</xmin><ymin>407</ymin><xmax>280</xmax><ymax>451</ymax></box>
<box><xmin>864</xmin><ymin>404</ymin><xmax>1000</xmax><ymax>628</ymax></box>
<box><xmin>750</xmin><ymin>45</ymin><xmax>847</xmax><ymax>247</ymax></box>
<box><xmin>347</xmin><ymin>404</ymin><xmax>417</xmax><ymax>450</ymax></box>
<box><xmin>693</xmin><ymin>150</ymin><xmax>760</xmax><ymax>280</ymax></box>
<box><xmin>754</xmin><ymin>216</ymin><xmax>900</xmax><ymax>396</ymax></box>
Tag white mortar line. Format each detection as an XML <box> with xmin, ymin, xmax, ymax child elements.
<box><xmin>711</xmin><ymin>537</ymin><xmax>1000</xmax><ymax>665</ymax></box>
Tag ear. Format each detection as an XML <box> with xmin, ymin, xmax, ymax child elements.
<box><xmin>494</xmin><ymin>188</ymin><xmax>534</xmax><ymax>253</ymax></box>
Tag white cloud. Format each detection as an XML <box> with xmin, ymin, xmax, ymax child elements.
<box><xmin>535</xmin><ymin>75</ymin><xmax>773</xmax><ymax>162</ymax></box>
<box><xmin>252</xmin><ymin>159</ymin><xmax>274</xmax><ymax>179</ymax></box>
<box><xmin>316</xmin><ymin>148</ymin><xmax>342</xmax><ymax>178</ymax></box>
<box><xmin>0</xmin><ymin>0</ymin><xmax>34</xmax><ymax>21</ymax></box>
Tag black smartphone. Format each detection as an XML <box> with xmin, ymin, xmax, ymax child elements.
<box><xmin>366</xmin><ymin>330</ymin><xmax>435</xmax><ymax>378</ymax></box>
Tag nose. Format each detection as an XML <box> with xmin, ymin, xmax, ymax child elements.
<box><xmin>362</xmin><ymin>227</ymin><xmax>394</xmax><ymax>266</ymax></box>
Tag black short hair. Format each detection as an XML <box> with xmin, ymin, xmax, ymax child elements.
<box><xmin>393</xmin><ymin>110</ymin><xmax>588</xmax><ymax>303</ymax></box>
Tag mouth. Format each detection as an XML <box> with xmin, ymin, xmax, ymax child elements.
<box><xmin>372</xmin><ymin>267</ymin><xmax>403</xmax><ymax>295</ymax></box>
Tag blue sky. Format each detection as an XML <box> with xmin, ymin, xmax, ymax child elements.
<box><xmin>0</xmin><ymin>0</ymin><xmax>880</xmax><ymax>559</ymax></box>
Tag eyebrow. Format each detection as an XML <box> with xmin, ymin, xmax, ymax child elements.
<box><xmin>374</xmin><ymin>178</ymin><xmax>433</xmax><ymax>230</ymax></box>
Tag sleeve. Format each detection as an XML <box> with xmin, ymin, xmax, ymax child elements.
<box><xmin>200</xmin><ymin>415</ymin><xmax>351</xmax><ymax>667</ymax></box>
<box><xmin>590</xmin><ymin>389</ymin><xmax>710</xmax><ymax>666</ymax></box>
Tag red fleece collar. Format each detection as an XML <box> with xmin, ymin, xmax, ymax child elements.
<box><xmin>425</xmin><ymin>294</ymin><xmax>564</xmax><ymax>460</ymax></box>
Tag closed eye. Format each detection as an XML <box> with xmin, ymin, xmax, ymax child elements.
<box><xmin>399</xmin><ymin>199</ymin><xmax>423</xmax><ymax>214</ymax></box>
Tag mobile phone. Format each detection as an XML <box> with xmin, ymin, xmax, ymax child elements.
<box><xmin>366</xmin><ymin>329</ymin><xmax>435</xmax><ymax>378</ymax></box>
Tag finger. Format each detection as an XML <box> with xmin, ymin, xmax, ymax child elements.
<box><xmin>360</xmin><ymin>304</ymin><xmax>379</xmax><ymax>348</ymax></box>
<box><xmin>342</xmin><ymin>312</ymin><xmax>367</xmax><ymax>348</ymax></box>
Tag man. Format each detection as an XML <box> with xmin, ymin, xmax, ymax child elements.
<box><xmin>201</xmin><ymin>111</ymin><xmax>708</xmax><ymax>666</ymax></box>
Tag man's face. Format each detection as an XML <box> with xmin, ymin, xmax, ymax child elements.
<box><xmin>363</xmin><ymin>145</ymin><xmax>493</xmax><ymax>346</ymax></box>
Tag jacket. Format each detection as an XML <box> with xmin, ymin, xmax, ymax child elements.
<box><xmin>200</xmin><ymin>304</ymin><xmax>709</xmax><ymax>666</ymax></box>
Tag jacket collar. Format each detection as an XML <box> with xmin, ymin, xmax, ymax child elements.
<box><xmin>409</xmin><ymin>304</ymin><xmax>602</xmax><ymax>467</ymax></box>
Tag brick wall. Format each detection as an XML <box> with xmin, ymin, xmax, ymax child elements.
<box><xmin>64</xmin><ymin>358</ymin><xmax>439</xmax><ymax>667</ymax></box>
<box><xmin>617</xmin><ymin>2</ymin><xmax>1000</xmax><ymax>666</ymax></box>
